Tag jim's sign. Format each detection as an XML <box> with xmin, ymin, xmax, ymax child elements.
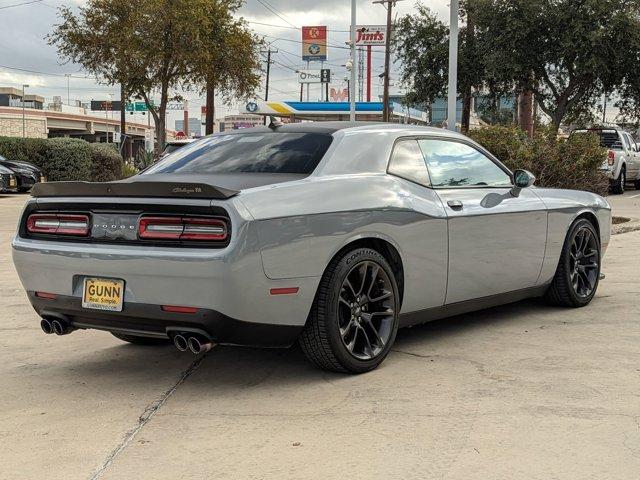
<box><xmin>355</xmin><ymin>25</ymin><xmax>387</xmax><ymax>46</ymax></box>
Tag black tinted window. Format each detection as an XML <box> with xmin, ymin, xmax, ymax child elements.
<box><xmin>388</xmin><ymin>139</ymin><xmax>431</xmax><ymax>186</ymax></box>
<box><xmin>418</xmin><ymin>139</ymin><xmax>511</xmax><ymax>188</ymax></box>
<box><xmin>145</xmin><ymin>132</ymin><xmax>333</xmax><ymax>175</ymax></box>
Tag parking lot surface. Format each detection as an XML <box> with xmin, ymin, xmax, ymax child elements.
<box><xmin>1</xmin><ymin>192</ymin><xmax>639</xmax><ymax>480</ymax></box>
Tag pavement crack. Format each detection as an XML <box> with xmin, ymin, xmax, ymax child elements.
<box><xmin>87</xmin><ymin>354</ymin><xmax>208</xmax><ymax>480</ymax></box>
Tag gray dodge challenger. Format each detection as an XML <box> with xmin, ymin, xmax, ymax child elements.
<box><xmin>12</xmin><ymin>122</ymin><xmax>611</xmax><ymax>373</ymax></box>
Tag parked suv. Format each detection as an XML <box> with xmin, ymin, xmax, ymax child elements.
<box><xmin>573</xmin><ymin>127</ymin><xmax>640</xmax><ymax>194</ymax></box>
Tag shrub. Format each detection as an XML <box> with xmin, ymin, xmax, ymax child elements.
<box><xmin>0</xmin><ymin>137</ymin><xmax>125</xmax><ymax>182</ymax></box>
<box><xmin>89</xmin><ymin>143</ymin><xmax>124</xmax><ymax>182</ymax></box>
<box><xmin>468</xmin><ymin>125</ymin><xmax>610</xmax><ymax>197</ymax></box>
<box><xmin>121</xmin><ymin>161</ymin><xmax>139</xmax><ymax>178</ymax></box>
<box><xmin>42</xmin><ymin>138</ymin><xmax>93</xmax><ymax>182</ymax></box>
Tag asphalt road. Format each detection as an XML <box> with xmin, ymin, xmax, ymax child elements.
<box><xmin>1</xmin><ymin>192</ymin><xmax>639</xmax><ymax>480</ymax></box>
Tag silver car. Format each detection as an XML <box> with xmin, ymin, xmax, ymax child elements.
<box><xmin>12</xmin><ymin>123</ymin><xmax>611</xmax><ymax>373</ymax></box>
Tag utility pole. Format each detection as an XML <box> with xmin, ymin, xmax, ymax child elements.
<box><xmin>350</xmin><ymin>0</ymin><xmax>357</xmax><ymax>121</ymax></box>
<box><xmin>22</xmin><ymin>84</ymin><xmax>29</xmax><ymax>138</ymax></box>
<box><xmin>65</xmin><ymin>74</ymin><xmax>71</xmax><ymax>106</ymax></box>
<box><xmin>120</xmin><ymin>84</ymin><xmax>127</xmax><ymax>158</ymax></box>
<box><xmin>447</xmin><ymin>0</ymin><xmax>459</xmax><ymax>131</ymax></box>
<box><xmin>261</xmin><ymin>45</ymin><xmax>278</xmax><ymax>125</ymax></box>
<box><xmin>374</xmin><ymin>0</ymin><xmax>402</xmax><ymax>122</ymax></box>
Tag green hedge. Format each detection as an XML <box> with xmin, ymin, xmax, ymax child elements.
<box><xmin>89</xmin><ymin>143</ymin><xmax>125</xmax><ymax>182</ymax></box>
<box><xmin>0</xmin><ymin>137</ymin><xmax>124</xmax><ymax>182</ymax></box>
<box><xmin>468</xmin><ymin>126</ymin><xmax>610</xmax><ymax>197</ymax></box>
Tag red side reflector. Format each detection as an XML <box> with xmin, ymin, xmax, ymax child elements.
<box><xmin>161</xmin><ymin>305</ymin><xmax>198</xmax><ymax>314</ymax></box>
<box><xmin>270</xmin><ymin>287</ymin><xmax>299</xmax><ymax>296</ymax></box>
<box><xmin>35</xmin><ymin>291</ymin><xmax>57</xmax><ymax>300</ymax></box>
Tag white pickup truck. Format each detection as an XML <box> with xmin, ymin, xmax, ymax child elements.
<box><xmin>573</xmin><ymin>127</ymin><xmax>640</xmax><ymax>194</ymax></box>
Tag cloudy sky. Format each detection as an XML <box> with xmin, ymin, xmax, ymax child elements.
<box><xmin>0</xmin><ymin>0</ymin><xmax>450</xmax><ymax>127</ymax></box>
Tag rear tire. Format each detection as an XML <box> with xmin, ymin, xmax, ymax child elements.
<box><xmin>545</xmin><ymin>218</ymin><xmax>601</xmax><ymax>308</ymax></box>
<box><xmin>111</xmin><ymin>332</ymin><xmax>170</xmax><ymax>345</ymax></box>
<box><xmin>611</xmin><ymin>166</ymin><xmax>625</xmax><ymax>194</ymax></box>
<box><xmin>299</xmin><ymin>248</ymin><xmax>399</xmax><ymax>373</ymax></box>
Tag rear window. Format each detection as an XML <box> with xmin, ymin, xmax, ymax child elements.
<box><xmin>573</xmin><ymin>129</ymin><xmax>622</xmax><ymax>149</ymax></box>
<box><xmin>145</xmin><ymin>132</ymin><xmax>333</xmax><ymax>175</ymax></box>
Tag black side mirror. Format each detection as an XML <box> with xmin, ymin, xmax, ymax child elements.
<box><xmin>511</xmin><ymin>169</ymin><xmax>536</xmax><ymax>196</ymax></box>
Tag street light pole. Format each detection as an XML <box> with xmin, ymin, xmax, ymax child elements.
<box><xmin>350</xmin><ymin>0</ymin><xmax>357</xmax><ymax>121</ymax></box>
<box><xmin>22</xmin><ymin>84</ymin><xmax>29</xmax><ymax>138</ymax></box>
<box><xmin>65</xmin><ymin>74</ymin><xmax>70</xmax><ymax>105</ymax></box>
<box><xmin>447</xmin><ymin>0</ymin><xmax>459</xmax><ymax>131</ymax></box>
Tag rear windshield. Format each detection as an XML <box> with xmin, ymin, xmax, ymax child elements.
<box><xmin>145</xmin><ymin>132</ymin><xmax>333</xmax><ymax>175</ymax></box>
<box><xmin>162</xmin><ymin>144</ymin><xmax>186</xmax><ymax>156</ymax></box>
<box><xmin>573</xmin><ymin>129</ymin><xmax>622</xmax><ymax>149</ymax></box>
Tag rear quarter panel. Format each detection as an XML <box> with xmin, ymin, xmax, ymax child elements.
<box><xmin>239</xmin><ymin>174</ymin><xmax>449</xmax><ymax>314</ymax></box>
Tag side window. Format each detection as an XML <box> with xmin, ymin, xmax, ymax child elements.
<box><xmin>417</xmin><ymin>139</ymin><xmax>512</xmax><ymax>188</ymax></box>
<box><xmin>619</xmin><ymin>132</ymin><xmax>629</xmax><ymax>150</ymax></box>
<box><xmin>625</xmin><ymin>133</ymin><xmax>635</xmax><ymax>151</ymax></box>
<box><xmin>387</xmin><ymin>139</ymin><xmax>431</xmax><ymax>186</ymax></box>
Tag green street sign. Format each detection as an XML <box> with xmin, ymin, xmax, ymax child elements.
<box><xmin>125</xmin><ymin>101</ymin><xmax>154</xmax><ymax>112</ymax></box>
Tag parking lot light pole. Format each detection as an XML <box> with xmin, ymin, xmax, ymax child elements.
<box><xmin>22</xmin><ymin>84</ymin><xmax>29</xmax><ymax>138</ymax></box>
<box><xmin>447</xmin><ymin>0</ymin><xmax>459</xmax><ymax>131</ymax></box>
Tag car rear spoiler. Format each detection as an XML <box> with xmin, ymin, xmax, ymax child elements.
<box><xmin>31</xmin><ymin>181</ymin><xmax>239</xmax><ymax>200</ymax></box>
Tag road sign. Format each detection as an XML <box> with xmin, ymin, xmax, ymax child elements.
<box><xmin>126</xmin><ymin>101</ymin><xmax>150</xmax><ymax>112</ymax></box>
<box><xmin>91</xmin><ymin>100</ymin><xmax>121</xmax><ymax>111</ymax></box>
<box><xmin>302</xmin><ymin>26</ymin><xmax>327</xmax><ymax>61</ymax></box>
<box><xmin>355</xmin><ymin>25</ymin><xmax>387</xmax><ymax>46</ymax></box>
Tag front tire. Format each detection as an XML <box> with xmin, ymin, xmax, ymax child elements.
<box><xmin>545</xmin><ymin>218</ymin><xmax>601</xmax><ymax>308</ymax></box>
<box><xmin>299</xmin><ymin>248</ymin><xmax>399</xmax><ymax>373</ymax></box>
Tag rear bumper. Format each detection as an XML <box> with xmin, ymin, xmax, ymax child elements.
<box><xmin>12</xmin><ymin>230</ymin><xmax>321</xmax><ymax>330</ymax></box>
<box><xmin>29</xmin><ymin>292</ymin><xmax>302</xmax><ymax>347</ymax></box>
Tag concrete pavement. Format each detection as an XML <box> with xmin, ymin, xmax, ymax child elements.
<box><xmin>1</xmin><ymin>192</ymin><xmax>639</xmax><ymax>480</ymax></box>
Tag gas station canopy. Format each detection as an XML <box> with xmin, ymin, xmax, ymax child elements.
<box><xmin>243</xmin><ymin>101</ymin><xmax>428</xmax><ymax>123</ymax></box>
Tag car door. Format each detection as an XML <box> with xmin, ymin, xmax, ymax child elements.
<box><xmin>623</xmin><ymin>133</ymin><xmax>640</xmax><ymax>180</ymax></box>
<box><xmin>417</xmin><ymin>138</ymin><xmax>548</xmax><ymax>305</ymax></box>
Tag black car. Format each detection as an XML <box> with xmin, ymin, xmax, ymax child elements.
<box><xmin>0</xmin><ymin>155</ymin><xmax>45</xmax><ymax>192</ymax></box>
<box><xmin>0</xmin><ymin>164</ymin><xmax>17</xmax><ymax>193</ymax></box>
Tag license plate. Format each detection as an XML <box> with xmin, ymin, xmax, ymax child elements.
<box><xmin>82</xmin><ymin>278</ymin><xmax>125</xmax><ymax>312</ymax></box>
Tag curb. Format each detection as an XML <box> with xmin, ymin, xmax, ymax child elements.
<box><xmin>612</xmin><ymin>217</ymin><xmax>640</xmax><ymax>236</ymax></box>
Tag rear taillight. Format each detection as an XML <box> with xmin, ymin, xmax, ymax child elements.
<box><xmin>608</xmin><ymin>150</ymin><xmax>616</xmax><ymax>166</ymax></box>
<box><xmin>27</xmin><ymin>214</ymin><xmax>90</xmax><ymax>236</ymax></box>
<box><xmin>138</xmin><ymin>216</ymin><xmax>227</xmax><ymax>241</ymax></box>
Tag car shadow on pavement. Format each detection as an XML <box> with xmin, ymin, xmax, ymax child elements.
<box><xmin>38</xmin><ymin>297</ymin><xmax>573</xmax><ymax>394</ymax></box>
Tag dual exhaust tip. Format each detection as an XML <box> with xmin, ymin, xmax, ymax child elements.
<box><xmin>40</xmin><ymin>317</ymin><xmax>74</xmax><ymax>336</ymax></box>
<box><xmin>173</xmin><ymin>334</ymin><xmax>213</xmax><ymax>355</ymax></box>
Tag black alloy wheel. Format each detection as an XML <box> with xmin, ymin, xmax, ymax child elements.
<box><xmin>545</xmin><ymin>218</ymin><xmax>601</xmax><ymax>307</ymax></box>
<box><xmin>569</xmin><ymin>226</ymin><xmax>600</xmax><ymax>299</ymax></box>
<box><xmin>338</xmin><ymin>260</ymin><xmax>395</xmax><ymax>360</ymax></box>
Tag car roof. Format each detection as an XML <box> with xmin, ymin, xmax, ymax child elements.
<box><xmin>208</xmin><ymin>121</ymin><xmax>459</xmax><ymax>136</ymax></box>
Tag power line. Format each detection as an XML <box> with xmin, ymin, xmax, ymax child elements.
<box><xmin>0</xmin><ymin>0</ymin><xmax>43</xmax><ymax>10</ymax></box>
<box><xmin>254</xmin><ymin>0</ymin><xmax>297</xmax><ymax>29</ymax></box>
<box><xmin>0</xmin><ymin>64</ymin><xmax>90</xmax><ymax>79</ymax></box>
<box><xmin>247</xmin><ymin>20</ymin><xmax>349</xmax><ymax>33</ymax></box>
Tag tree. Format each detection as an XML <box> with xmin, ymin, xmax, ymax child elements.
<box><xmin>49</xmin><ymin>0</ymin><xmax>261</xmax><ymax>149</ymax></box>
<box><xmin>395</xmin><ymin>2</ymin><xmax>485</xmax><ymax>132</ymax></box>
<box><xmin>475</xmin><ymin>0</ymin><xmax>640</xmax><ymax>132</ymax></box>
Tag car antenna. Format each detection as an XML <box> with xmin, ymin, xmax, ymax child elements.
<box><xmin>268</xmin><ymin>116</ymin><xmax>283</xmax><ymax>130</ymax></box>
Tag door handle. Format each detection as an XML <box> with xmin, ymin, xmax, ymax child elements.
<box><xmin>447</xmin><ymin>200</ymin><xmax>464</xmax><ymax>210</ymax></box>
